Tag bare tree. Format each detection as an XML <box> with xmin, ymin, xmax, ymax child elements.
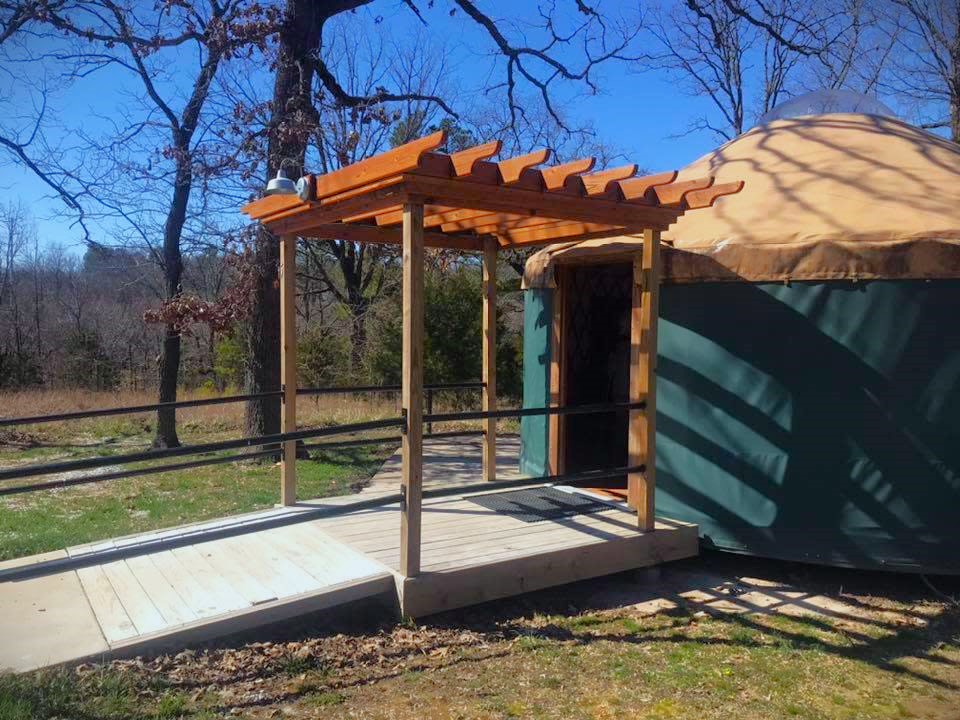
<box><xmin>293</xmin><ymin>22</ymin><xmax>453</xmax><ymax>376</ymax></box>
<box><xmin>810</xmin><ymin>0</ymin><xmax>897</xmax><ymax>93</ymax></box>
<box><xmin>0</xmin><ymin>201</ymin><xmax>30</xmax><ymax>309</ymax></box>
<box><xmin>647</xmin><ymin>0</ymin><xmax>752</xmax><ymax>139</ymax></box>
<box><xmin>243</xmin><ymin>0</ymin><xmax>645</xmax><ymax>439</ymax></box>
<box><xmin>645</xmin><ymin>0</ymin><xmax>828</xmax><ymax>140</ymax></box>
<box><xmin>883</xmin><ymin>0</ymin><xmax>960</xmax><ymax>141</ymax></box>
<box><xmin>4</xmin><ymin>0</ymin><xmax>276</xmax><ymax>445</ymax></box>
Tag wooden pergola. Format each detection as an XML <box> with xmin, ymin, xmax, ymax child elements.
<box><xmin>242</xmin><ymin>130</ymin><xmax>742</xmax><ymax>578</ymax></box>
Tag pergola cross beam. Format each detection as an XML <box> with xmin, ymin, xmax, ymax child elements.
<box><xmin>241</xmin><ymin>130</ymin><xmax>744</xmax><ymax>581</ymax></box>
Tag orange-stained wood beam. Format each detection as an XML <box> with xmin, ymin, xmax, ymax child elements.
<box><xmin>614</xmin><ymin>171</ymin><xmax>679</xmax><ymax>202</ymax></box>
<box><xmin>449</xmin><ymin>140</ymin><xmax>502</xmax><ymax>175</ymax></box>
<box><xmin>402</xmin><ymin>172</ymin><xmax>680</xmax><ymax>228</ymax></box>
<box><xmin>579</xmin><ymin>164</ymin><xmax>638</xmax><ymax>196</ymax></box>
<box><xmin>441</xmin><ymin>212</ymin><xmax>567</xmax><ymax>234</ymax></box>
<box><xmin>424</xmin><ymin>206</ymin><xmax>533</xmax><ymax>228</ymax></box>
<box><xmin>300</xmin><ymin>222</ymin><xmax>484</xmax><ymax>251</ymax></box>
<box><xmin>412</xmin><ymin>140</ymin><xmax>504</xmax><ymax>179</ymax></box>
<box><xmin>242</xmin><ymin>193</ymin><xmax>301</xmax><ymax>221</ymax></box>
<box><xmin>541</xmin><ymin>157</ymin><xmax>596</xmax><ymax>190</ymax></box>
<box><xmin>264</xmin><ymin>185</ymin><xmax>408</xmax><ymax>235</ymax></box>
<box><xmin>309</xmin><ymin>130</ymin><xmax>446</xmax><ymax>201</ymax></box>
<box><xmin>496</xmin><ymin>221</ymin><xmax>642</xmax><ymax>247</ymax></box>
<box><xmin>254</xmin><ymin>175</ymin><xmax>408</xmax><ymax>227</ymax></box>
<box><xmin>497</xmin><ymin>149</ymin><xmax>551</xmax><ymax>183</ymax></box>
<box><xmin>372</xmin><ymin>204</ymin><xmax>461</xmax><ymax>227</ymax></box>
<box><xmin>414</xmin><ymin>152</ymin><xmax>455</xmax><ymax>178</ymax></box>
<box><xmin>683</xmin><ymin>180</ymin><xmax>745</xmax><ymax>209</ymax></box>
<box><xmin>462</xmin><ymin>160</ymin><xmax>503</xmax><ymax>185</ymax></box>
<box><xmin>377</xmin><ymin>204</ymin><xmax>527</xmax><ymax>229</ymax></box>
<box><xmin>651</xmin><ymin>177</ymin><xmax>714</xmax><ymax>206</ymax></box>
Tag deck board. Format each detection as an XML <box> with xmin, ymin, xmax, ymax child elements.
<box><xmin>0</xmin><ymin>437</ymin><xmax>696</xmax><ymax>671</ymax></box>
<box><xmin>75</xmin><ymin>565</ymin><xmax>138</xmax><ymax>644</ymax></box>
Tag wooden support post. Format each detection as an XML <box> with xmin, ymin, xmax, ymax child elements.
<box><xmin>279</xmin><ymin>234</ymin><xmax>298</xmax><ymax>506</ymax></box>
<box><xmin>400</xmin><ymin>202</ymin><xmax>424</xmax><ymax>577</ymax></box>
<box><xmin>628</xmin><ymin>228</ymin><xmax>661</xmax><ymax>531</ymax></box>
<box><xmin>547</xmin><ymin>268</ymin><xmax>566</xmax><ymax>476</ymax></box>
<box><xmin>481</xmin><ymin>236</ymin><xmax>497</xmax><ymax>481</ymax></box>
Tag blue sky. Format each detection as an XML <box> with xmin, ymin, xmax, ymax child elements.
<box><xmin>0</xmin><ymin>0</ymin><xmax>898</xmax><ymax>252</ymax></box>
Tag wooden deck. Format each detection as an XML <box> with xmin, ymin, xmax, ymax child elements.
<box><xmin>0</xmin><ymin>438</ymin><xmax>697</xmax><ymax>671</ymax></box>
<box><xmin>309</xmin><ymin>485</ymin><xmax>696</xmax><ymax>617</ymax></box>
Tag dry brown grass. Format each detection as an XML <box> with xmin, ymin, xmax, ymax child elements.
<box><xmin>0</xmin><ymin>387</ymin><xmax>503</xmax><ymax>443</ymax></box>
<box><xmin>0</xmin><ymin>387</ymin><xmax>397</xmax><ymax>426</ymax></box>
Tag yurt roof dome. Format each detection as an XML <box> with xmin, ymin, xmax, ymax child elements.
<box><xmin>524</xmin><ymin>112</ymin><xmax>960</xmax><ymax>286</ymax></box>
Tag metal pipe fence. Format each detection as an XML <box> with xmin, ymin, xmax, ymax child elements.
<box><xmin>0</xmin><ymin>398</ymin><xmax>644</xmax><ymax>497</ymax></box>
<box><xmin>0</xmin><ymin>382</ymin><xmax>485</xmax><ymax>428</ymax></box>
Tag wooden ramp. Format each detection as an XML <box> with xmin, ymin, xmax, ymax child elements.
<box><xmin>0</xmin><ymin>511</ymin><xmax>393</xmax><ymax>673</ymax></box>
<box><xmin>0</xmin><ymin>438</ymin><xmax>697</xmax><ymax>672</ymax></box>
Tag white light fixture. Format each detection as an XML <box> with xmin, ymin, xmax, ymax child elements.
<box><xmin>264</xmin><ymin>167</ymin><xmax>297</xmax><ymax>196</ymax></box>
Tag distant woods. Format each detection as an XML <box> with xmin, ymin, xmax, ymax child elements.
<box><xmin>0</xmin><ymin>206</ymin><xmax>524</xmax><ymax>398</ymax></box>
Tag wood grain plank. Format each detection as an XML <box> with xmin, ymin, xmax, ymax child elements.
<box><xmin>100</xmin><ymin>561</ymin><xmax>167</xmax><ymax>635</ymax></box>
<box><xmin>76</xmin><ymin>565</ymin><xmax>139</xmax><ymax>644</ymax></box>
<box><xmin>124</xmin><ymin>555</ymin><xmax>198</xmax><ymax>627</ymax></box>
<box><xmin>628</xmin><ymin>229</ymin><xmax>661</xmax><ymax>529</ymax></box>
<box><xmin>280</xmin><ymin>233</ymin><xmax>298</xmax><ymax>506</ymax></box>
<box><xmin>189</xmin><ymin>542</ymin><xmax>277</xmax><ymax>606</ymax></box>
<box><xmin>482</xmin><ymin>236</ymin><xmax>497</xmax><ymax>482</ymax></box>
<box><xmin>313</xmin><ymin>130</ymin><xmax>445</xmax><ymax>200</ymax></box>
<box><xmin>148</xmin><ymin>551</ymin><xmax>224</xmax><ymax>620</ymax></box>
<box><xmin>169</xmin><ymin>546</ymin><xmax>251</xmax><ymax>615</ymax></box>
<box><xmin>220</xmin><ymin>535</ymin><xmax>322</xmax><ymax>597</ymax></box>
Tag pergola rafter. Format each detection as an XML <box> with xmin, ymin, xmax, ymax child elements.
<box><xmin>241</xmin><ymin>130</ymin><xmax>744</xmax><ymax>581</ymax></box>
<box><xmin>242</xmin><ymin>129</ymin><xmax>743</xmax><ymax>250</ymax></box>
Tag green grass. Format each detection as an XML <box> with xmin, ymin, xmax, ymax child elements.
<box><xmin>0</xmin><ymin>445</ymin><xmax>390</xmax><ymax>561</ymax></box>
<box><xmin>1</xmin><ymin>603</ymin><xmax>958</xmax><ymax>720</ymax></box>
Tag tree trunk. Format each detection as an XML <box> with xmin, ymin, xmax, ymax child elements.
<box><xmin>154</xmin><ymin>326</ymin><xmax>181</xmax><ymax>447</ymax></box>
<box><xmin>349</xmin><ymin>303</ymin><xmax>367</xmax><ymax>377</ymax></box>
<box><xmin>951</xmin><ymin>85</ymin><xmax>959</xmax><ymax>144</ymax></box>
<box><xmin>245</xmin><ymin>225</ymin><xmax>281</xmax><ymax>438</ymax></box>
<box><xmin>152</xmin><ymin>157</ymin><xmax>190</xmax><ymax>449</ymax></box>
<box><xmin>245</xmin><ymin>0</ymin><xmax>323</xmax><ymax>440</ymax></box>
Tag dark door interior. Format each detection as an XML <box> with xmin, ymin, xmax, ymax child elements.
<box><xmin>563</xmin><ymin>263</ymin><xmax>632</xmax><ymax>484</ymax></box>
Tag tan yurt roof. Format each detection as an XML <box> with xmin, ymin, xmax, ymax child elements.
<box><xmin>524</xmin><ymin>113</ymin><xmax>960</xmax><ymax>286</ymax></box>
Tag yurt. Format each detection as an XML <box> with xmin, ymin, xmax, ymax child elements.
<box><xmin>520</xmin><ymin>97</ymin><xmax>960</xmax><ymax>574</ymax></box>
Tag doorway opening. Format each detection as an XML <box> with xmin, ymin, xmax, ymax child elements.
<box><xmin>562</xmin><ymin>262</ymin><xmax>632</xmax><ymax>495</ymax></box>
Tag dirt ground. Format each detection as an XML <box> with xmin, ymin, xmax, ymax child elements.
<box><xmin>45</xmin><ymin>551</ymin><xmax>955</xmax><ymax>720</ymax></box>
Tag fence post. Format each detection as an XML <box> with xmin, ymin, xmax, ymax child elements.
<box><xmin>426</xmin><ymin>388</ymin><xmax>433</xmax><ymax>435</ymax></box>
<box><xmin>628</xmin><ymin>228</ymin><xmax>660</xmax><ymax>531</ymax></box>
<box><xmin>482</xmin><ymin>236</ymin><xmax>497</xmax><ymax>482</ymax></box>
<box><xmin>400</xmin><ymin>202</ymin><xmax>424</xmax><ymax>578</ymax></box>
<box><xmin>280</xmin><ymin>233</ymin><xmax>298</xmax><ymax>506</ymax></box>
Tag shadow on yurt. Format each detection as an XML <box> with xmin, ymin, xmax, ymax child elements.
<box><xmin>520</xmin><ymin>97</ymin><xmax>960</xmax><ymax>574</ymax></box>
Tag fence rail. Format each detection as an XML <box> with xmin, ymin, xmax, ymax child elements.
<box><xmin>424</xmin><ymin>400</ymin><xmax>646</xmax><ymax>424</ymax></box>
<box><xmin>0</xmin><ymin>382</ymin><xmax>485</xmax><ymax>429</ymax></box>
<box><xmin>0</xmin><ymin>398</ymin><xmax>643</xmax><ymax>497</ymax></box>
<box><xmin>0</xmin><ymin>417</ymin><xmax>405</xmax><ymax>485</ymax></box>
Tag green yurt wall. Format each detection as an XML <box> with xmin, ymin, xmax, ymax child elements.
<box><xmin>520</xmin><ymin>278</ymin><xmax>960</xmax><ymax>573</ymax></box>
<box><xmin>520</xmin><ymin>288</ymin><xmax>552</xmax><ymax>477</ymax></box>
<box><xmin>520</xmin><ymin>109</ymin><xmax>960</xmax><ymax>573</ymax></box>
<box><xmin>657</xmin><ymin>279</ymin><xmax>960</xmax><ymax>573</ymax></box>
